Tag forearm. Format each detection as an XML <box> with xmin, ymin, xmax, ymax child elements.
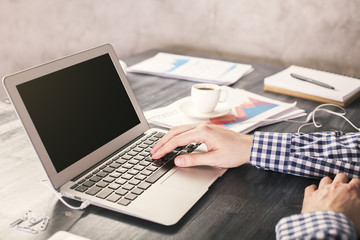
<box><xmin>250</xmin><ymin>131</ymin><xmax>360</xmax><ymax>179</ymax></box>
<box><xmin>276</xmin><ymin>211</ymin><xmax>357</xmax><ymax>240</ymax></box>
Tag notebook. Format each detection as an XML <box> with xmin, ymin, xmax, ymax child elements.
<box><xmin>2</xmin><ymin>44</ymin><xmax>226</xmax><ymax>226</ymax></box>
<box><xmin>264</xmin><ymin>65</ymin><xmax>360</xmax><ymax>106</ymax></box>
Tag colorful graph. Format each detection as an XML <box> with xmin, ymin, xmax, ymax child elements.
<box><xmin>210</xmin><ymin>97</ymin><xmax>278</xmax><ymax>127</ymax></box>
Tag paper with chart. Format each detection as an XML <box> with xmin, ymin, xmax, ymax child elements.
<box><xmin>127</xmin><ymin>53</ymin><xmax>254</xmax><ymax>85</ymax></box>
<box><xmin>144</xmin><ymin>87</ymin><xmax>305</xmax><ymax>133</ymax></box>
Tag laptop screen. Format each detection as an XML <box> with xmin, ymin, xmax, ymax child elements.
<box><xmin>16</xmin><ymin>54</ymin><xmax>141</xmax><ymax>173</ymax></box>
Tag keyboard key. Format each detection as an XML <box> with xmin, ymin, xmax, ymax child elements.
<box><xmin>109</xmin><ymin>162</ymin><xmax>121</xmax><ymax>168</ymax></box>
<box><xmin>127</xmin><ymin>150</ymin><xmax>138</xmax><ymax>156</ymax></box>
<box><xmin>122</xmin><ymin>155</ymin><xmax>132</xmax><ymax>160</ymax></box>
<box><xmin>122</xmin><ymin>163</ymin><xmax>133</xmax><ymax>169</ymax></box>
<box><xmin>139</xmin><ymin>150</ymin><xmax>149</xmax><ymax>157</ymax></box>
<box><xmin>146</xmin><ymin>160</ymin><xmax>175</xmax><ymax>184</ymax></box>
<box><xmin>128</xmin><ymin>159</ymin><xmax>139</xmax><ymax>165</ymax></box>
<box><xmin>103</xmin><ymin>176</ymin><xmax>115</xmax><ymax>183</ymax></box>
<box><xmin>96</xmin><ymin>188</ymin><xmax>113</xmax><ymax>199</ymax></box>
<box><xmin>108</xmin><ymin>183</ymin><xmax>121</xmax><ymax>190</ymax></box>
<box><xmin>141</xmin><ymin>170</ymin><xmax>152</xmax><ymax>176</ymax></box>
<box><xmin>154</xmin><ymin>132</ymin><xmax>165</xmax><ymax>138</ymax></box>
<box><xmin>107</xmin><ymin>193</ymin><xmax>121</xmax><ymax>203</ymax></box>
<box><xmin>128</xmin><ymin>179</ymin><xmax>140</xmax><ymax>185</ymax></box>
<box><xmin>143</xmin><ymin>140</ymin><xmax>153</xmax><ymax>145</ymax></box>
<box><xmin>118</xmin><ymin>198</ymin><xmax>131</xmax><ymax>206</ymax></box>
<box><xmin>115</xmin><ymin>178</ymin><xmax>126</xmax><ymax>185</ymax></box>
<box><xmin>134</xmin><ymin>155</ymin><xmax>145</xmax><ymax>161</ymax></box>
<box><xmin>89</xmin><ymin>176</ymin><xmax>101</xmax><ymax>182</ymax></box>
<box><xmin>96</xmin><ymin>181</ymin><xmax>109</xmax><ymax>188</ymax></box>
<box><xmin>115</xmin><ymin>189</ymin><xmax>128</xmax><ymax>196</ymax></box>
<box><xmin>116</xmin><ymin>167</ymin><xmax>127</xmax><ymax>174</ymax></box>
<box><xmin>138</xmin><ymin>182</ymin><xmax>151</xmax><ymax>190</ymax></box>
<box><xmin>96</xmin><ymin>171</ymin><xmax>108</xmax><ymax>178</ymax></box>
<box><xmin>131</xmin><ymin>188</ymin><xmax>144</xmax><ymax>195</ymax></box>
<box><xmin>70</xmin><ymin>184</ymin><xmax>78</xmax><ymax>189</ymax></box>
<box><xmin>86</xmin><ymin>186</ymin><xmax>102</xmax><ymax>196</ymax></box>
<box><xmin>133</xmin><ymin>165</ymin><xmax>145</xmax><ymax>171</ymax></box>
<box><xmin>124</xmin><ymin>193</ymin><xmax>137</xmax><ymax>201</ymax></box>
<box><xmin>77</xmin><ymin>179</ymin><xmax>85</xmax><ymax>184</ymax></box>
<box><xmin>128</xmin><ymin>169</ymin><xmax>139</xmax><ymax>175</ymax></box>
<box><xmin>109</xmin><ymin>172</ymin><xmax>121</xmax><ymax>178</ymax></box>
<box><xmin>133</xmin><ymin>147</ymin><xmax>143</xmax><ymax>152</ymax></box>
<box><xmin>103</xmin><ymin>167</ymin><xmax>115</xmax><ymax>173</ymax></box>
<box><xmin>83</xmin><ymin>180</ymin><xmax>95</xmax><ymax>188</ymax></box>
<box><xmin>115</xmin><ymin>159</ymin><xmax>126</xmax><ymax>165</ymax></box>
<box><xmin>139</xmin><ymin>161</ymin><xmax>150</xmax><ymax>167</ymax></box>
<box><xmin>121</xmin><ymin>174</ymin><xmax>133</xmax><ymax>180</ymax></box>
<box><xmin>75</xmin><ymin>185</ymin><xmax>88</xmax><ymax>192</ymax></box>
<box><xmin>134</xmin><ymin>174</ymin><xmax>146</xmax><ymax>181</ymax></box>
<box><xmin>146</xmin><ymin>166</ymin><xmax>158</xmax><ymax>172</ymax></box>
<box><xmin>122</xmin><ymin>184</ymin><xmax>134</xmax><ymax>191</ymax></box>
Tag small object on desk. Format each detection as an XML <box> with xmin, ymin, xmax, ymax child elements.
<box><xmin>126</xmin><ymin>52</ymin><xmax>254</xmax><ymax>85</ymax></box>
<box><xmin>264</xmin><ymin>65</ymin><xmax>360</xmax><ymax>106</ymax></box>
<box><xmin>10</xmin><ymin>210</ymin><xmax>50</xmax><ymax>234</ymax></box>
<box><xmin>290</xmin><ymin>73</ymin><xmax>335</xmax><ymax>90</ymax></box>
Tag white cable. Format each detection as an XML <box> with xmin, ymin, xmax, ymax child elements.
<box><xmin>41</xmin><ymin>180</ymin><xmax>91</xmax><ymax>210</ymax></box>
<box><xmin>297</xmin><ymin>103</ymin><xmax>359</xmax><ymax>133</ymax></box>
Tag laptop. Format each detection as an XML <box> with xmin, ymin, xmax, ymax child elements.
<box><xmin>3</xmin><ymin>44</ymin><xmax>226</xmax><ymax>226</ymax></box>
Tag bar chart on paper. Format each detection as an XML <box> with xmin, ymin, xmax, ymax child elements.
<box><xmin>210</xmin><ymin>97</ymin><xmax>278</xmax><ymax>127</ymax></box>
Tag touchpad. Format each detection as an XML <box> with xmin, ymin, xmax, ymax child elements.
<box><xmin>160</xmin><ymin>166</ymin><xmax>225</xmax><ymax>193</ymax></box>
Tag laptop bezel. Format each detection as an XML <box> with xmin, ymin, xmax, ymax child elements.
<box><xmin>2</xmin><ymin>44</ymin><xmax>150</xmax><ymax>189</ymax></box>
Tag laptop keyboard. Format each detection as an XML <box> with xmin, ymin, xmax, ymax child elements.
<box><xmin>71</xmin><ymin>131</ymin><xmax>200</xmax><ymax>206</ymax></box>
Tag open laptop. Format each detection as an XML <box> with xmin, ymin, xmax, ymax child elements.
<box><xmin>3</xmin><ymin>44</ymin><xmax>226</xmax><ymax>226</ymax></box>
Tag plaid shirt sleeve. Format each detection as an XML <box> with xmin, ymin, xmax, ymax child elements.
<box><xmin>250</xmin><ymin>131</ymin><xmax>360</xmax><ymax>179</ymax></box>
<box><xmin>275</xmin><ymin>211</ymin><xmax>357</xmax><ymax>240</ymax></box>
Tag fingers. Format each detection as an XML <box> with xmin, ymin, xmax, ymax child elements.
<box><xmin>151</xmin><ymin>125</ymin><xmax>209</xmax><ymax>159</ymax></box>
<box><xmin>349</xmin><ymin>178</ymin><xmax>360</xmax><ymax>192</ymax></box>
<box><xmin>319</xmin><ymin>176</ymin><xmax>332</xmax><ymax>188</ymax></box>
<box><xmin>333</xmin><ymin>172</ymin><xmax>348</xmax><ymax>184</ymax></box>
<box><xmin>151</xmin><ymin>123</ymin><xmax>198</xmax><ymax>154</ymax></box>
<box><xmin>175</xmin><ymin>152</ymin><xmax>215</xmax><ymax>167</ymax></box>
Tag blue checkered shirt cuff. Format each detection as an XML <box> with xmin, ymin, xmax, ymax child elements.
<box><xmin>276</xmin><ymin>211</ymin><xmax>357</xmax><ymax>240</ymax></box>
<box><xmin>250</xmin><ymin>131</ymin><xmax>360</xmax><ymax>179</ymax></box>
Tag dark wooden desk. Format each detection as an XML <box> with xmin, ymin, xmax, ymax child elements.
<box><xmin>1</xmin><ymin>50</ymin><xmax>359</xmax><ymax>240</ymax></box>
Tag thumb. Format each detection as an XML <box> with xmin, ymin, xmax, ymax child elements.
<box><xmin>174</xmin><ymin>152</ymin><xmax>217</xmax><ymax>167</ymax></box>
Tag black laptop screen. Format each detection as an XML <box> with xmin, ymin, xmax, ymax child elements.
<box><xmin>17</xmin><ymin>54</ymin><xmax>141</xmax><ymax>173</ymax></box>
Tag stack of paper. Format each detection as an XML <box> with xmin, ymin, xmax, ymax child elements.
<box><xmin>264</xmin><ymin>65</ymin><xmax>360</xmax><ymax>106</ymax></box>
<box><xmin>127</xmin><ymin>53</ymin><xmax>254</xmax><ymax>86</ymax></box>
<box><xmin>144</xmin><ymin>87</ymin><xmax>305</xmax><ymax>133</ymax></box>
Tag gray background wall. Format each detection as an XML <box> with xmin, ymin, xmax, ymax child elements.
<box><xmin>1</xmin><ymin>0</ymin><xmax>359</xmax><ymax>98</ymax></box>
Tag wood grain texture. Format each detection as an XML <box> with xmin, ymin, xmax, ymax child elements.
<box><xmin>0</xmin><ymin>50</ymin><xmax>359</xmax><ymax>240</ymax></box>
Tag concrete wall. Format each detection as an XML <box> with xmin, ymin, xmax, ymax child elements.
<box><xmin>1</xmin><ymin>0</ymin><xmax>359</xmax><ymax>98</ymax></box>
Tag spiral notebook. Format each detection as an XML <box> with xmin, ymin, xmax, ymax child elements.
<box><xmin>264</xmin><ymin>65</ymin><xmax>360</xmax><ymax>106</ymax></box>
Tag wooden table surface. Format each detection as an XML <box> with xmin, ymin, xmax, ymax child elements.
<box><xmin>1</xmin><ymin>49</ymin><xmax>359</xmax><ymax>240</ymax></box>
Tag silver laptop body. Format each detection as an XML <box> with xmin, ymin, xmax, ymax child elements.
<box><xmin>3</xmin><ymin>44</ymin><xmax>226</xmax><ymax>225</ymax></box>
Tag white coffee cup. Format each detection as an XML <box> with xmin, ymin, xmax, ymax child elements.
<box><xmin>191</xmin><ymin>83</ymin><xmax>226</xmax><ymax>113</ymax></box>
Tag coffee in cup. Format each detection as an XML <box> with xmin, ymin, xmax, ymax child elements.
<box><xmin>191</xmin><ymin>83</ymin><xmax>225</xmax><ymax>113</ymax></box>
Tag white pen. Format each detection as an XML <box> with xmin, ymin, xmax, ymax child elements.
<box><xmin>290</xmin><ymin>73</ymin><xmax>335</xmax><ymax>90</ymax></box>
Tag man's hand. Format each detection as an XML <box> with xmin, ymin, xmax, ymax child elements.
<box><xmin>151</xmin><ymin>123</ymin><xmax>253</xmax><ymax>168</ymax></box>
<box><xmin>302</xmin><ymin>173</ymin><xmax>360</xmax><ymax>235</ymax></box>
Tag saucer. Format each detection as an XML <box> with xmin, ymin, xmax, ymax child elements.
<box><xmin>179</xmin><ymin>99</ymin><xmax>231</xmax><ymax>119</ymax></box>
